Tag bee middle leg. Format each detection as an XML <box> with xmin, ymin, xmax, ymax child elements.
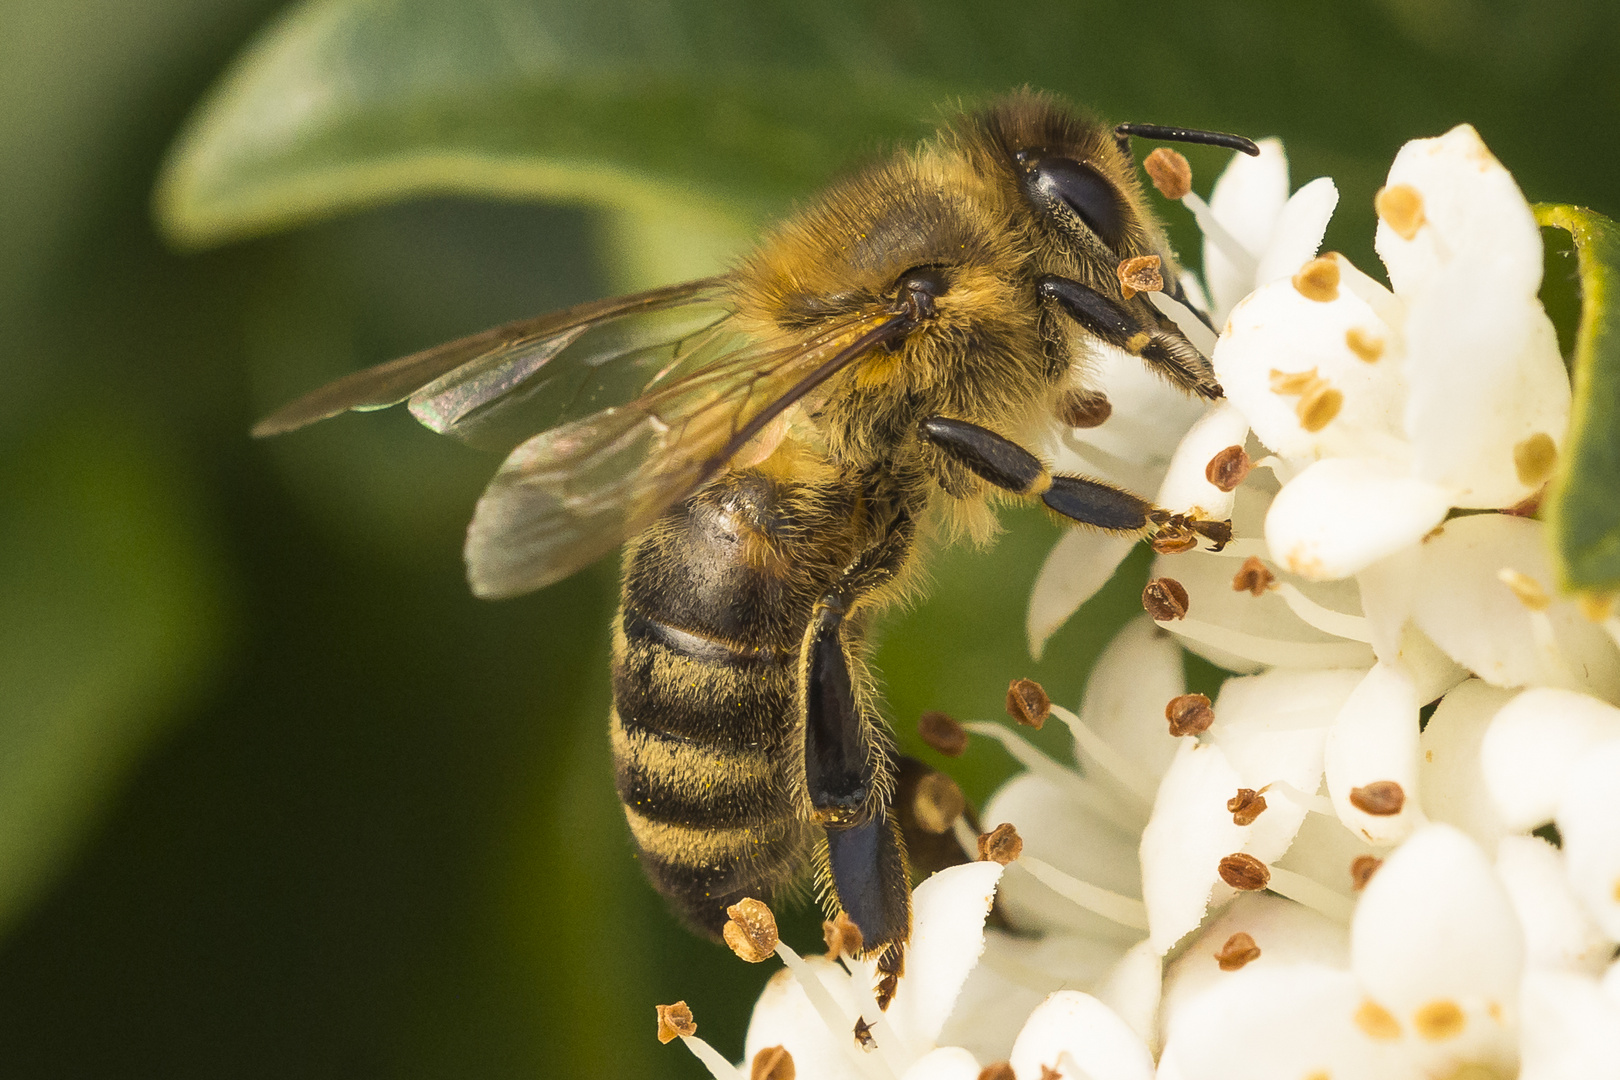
<box><xmin>920</xmin><ymin>416</ymin><xmax>1232</xmax><ymax>548</ymax></box>
<box><xmin>802</xmin><ymin>511</ymin><xmax>916</xmax><ymax>979</ymax></box>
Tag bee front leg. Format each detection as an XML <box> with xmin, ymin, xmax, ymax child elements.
<box><xmin>1038</xmin><ymin>273</ymin><xmax>1223</xmax><ymax>399</ymax></box>
<box><xmin>802</xmin><ymin>515</ymin><xmax>915</xmax><ymax>989</ymax></box>
<box><xmin>920</xmin><ymin>416</ymin><xmax>1232</xmax><ymax>548</ymax></box>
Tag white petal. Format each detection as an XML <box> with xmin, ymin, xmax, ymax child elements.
<box><xmin>899</xmin><ymin>1046</ymin><xmax>981</xmax><ymax>1080</ymax></box>
<box><xmin>1325</xmin><ymin>662</ymin><xmax>1425</xmax><ymax>844</ymax></box>
<box><xmin>1555</xmin><ymin>738</ymin><xmax>1620</xmax><ymax>940</ymax></box>
<box><xmin>1403</xmin><ymin>258</ymin><xmax>1570</xmax><ymax>508</ymax></box>
<box><xmin>1158</xmin><ymin>963</ymin><xmax>1400</xmax><ymax>1080</ymax></box>
<box><xmin>1376</xmin><ymin>123</ymin><xmax>1543</xmax><ymax>300</ymax></box>
<box><xmin>1027</xmin><ymin>529</ymin><xmax>1138</xmax><ymax>660</ymax></box>
<box><xmin>1419</xmin><ymin>678</ymin><xmax>1517</xmax><ymax>849</ymax></box>
<box><xmin>1410</xmin><ymin>513</ymin><xmax>1620</xmax><ymax>698</ymax></box>
<box><xmin>1205</xmin><ymin>137</ymin><xmax>1290</xmax><ymax>322</ymax></box>
<box><xmin>887</xmin><ymin>860</ymin><xmax>1007</xmax><ymax>1048</ymax></box>
<box><xmin>1092</xmin><ymin>938</ymin><xmax>1162</xmax><ymax>1049</ymax></box>
<box><xmin>1150</xmin><ymin>530</ymin><xmax>1376</xmax><ymax>674</ymax></box>
<box><xmin>1496</xmin><ymin>834</ymin><xmax>1613</xmax><ymax>974</ymax></box>
<box><xmin>1139</xmin><ymin>739</ymin><xmax>1247</xmax><ymax>954</ymax></box>
<box><xmin>1066</xmin><ymin>341</ymin><xmax>1206</xmax><ymax>468</ymax></box>
<box><xmin>938</xmin><ymin>938</ymin><xmax>1054</xmax><ymax>1066</ymax></box>
<box><xmin>1480</xmin><ymin>686</ymin><xmax>1620</xmax><ymax>829</ymax></box>
<box><xmin>1154</xmin><ymin>401</ymin><xmax>1252</xmax><ymax>522</ymax></box>
<box><xmin>1159</xmin><ymin>892</ymin><xmax>1350</xmax><ymax>1050</ymax></box>
<box><xmin>1007</xmin><ymin>991</ymin><xmax>1154</xmax><ymax>1080</ymax></box>
<box><xmin>1264</xmin><ymin>457</ymin><xmax>1451</xmax><ymax>581</ymax></box>
<box><xmin>1357</xmin><ymin>551</ymin><xmax>1475</xmax><ymax>704</ymax></box>
<box><xmin>1076</xmin><ymin>615</ymin><xmax>1186</xmax><ymax>783</ymax></box>
<box><xmin>1272</xmin><ymin>797</ymin><xmax>1383</xmax><ymax>900</ymax></box>
<box><xmin>981</xmin><ymin>774</ymin><xmax>1143</xmax><ymax>942</ymax></box>
<box><xmin>1252</xmin><ymin>176</ymin><xmax>1340</xmax><ymax>287</ymax></box>
<box><xmin>744</xmin><ymin>959</ymin><xmax>865</xmax><ymax>1080</ymax></box>
<box><xmin>1350</xmin><ymin>824</ymin><xmax>1523</xmax><ymax>1032</ymax></box>
<box><xmin>1518</xmin><ymin>969</ymin><xmax>1620</xmax><ymax>1080</ymax></box>
<box><xmin>1213</xmin><ymin>272</ymin><xmax>1409</xmax><ymax>463</ymax></box>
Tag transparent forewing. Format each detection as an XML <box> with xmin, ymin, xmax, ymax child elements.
<box><xmin>407</xmin><ymin>297</ymin><xmax>731</xmax><ymax>451</ymax></box>
<box><xmin>464</xmin><ymin>311</ymin><xmax>906</xmax><ymax>599</ymax></box>
<box><xmin>250</xmin><ymin>277</ymin><xmax>725</xmax><ymax>438</ymax></box>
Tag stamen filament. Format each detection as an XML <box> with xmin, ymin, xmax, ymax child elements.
<box><xmin>1272</xmin><ymin>583</ymin><xmax>1373</xmax><ymax>642</ymax></box>
<box><xmin>774</xmin><ymin>942</ymin><xmax>894</xmax><ymax>1080</ymax></box>
<box><xmin>1160</xmin><ymin>616</ymin><xmax>1374</xmax><ymax>668</ymax></box>
<box><xmin>1262</xmin><ymin>864</ymin><xmax>1355</xmax><ymax>923</ymax></box>
<box><xmin>1183</xmin><ymin>192</ymin><xmax>1258</xmax><ymax>277</ymax></box>
<box><xmin>1017</xmin><ymin>855</ymin><xmax>1151</xmax><ymax>930</ymax></box>
<box><xmin>1048</xmin><ymin>704</ymin><xmax>1159</xmax><ymax>804</ymax></box>
<box><xmin>966</xmin><ymin>723</ymin><xmax>1144</xmax><ymax>832</ymax></box>
<box><xmin>1264</xmin><ymin>780</ymin><xmax>1338</xmax><ymax>817</ymax></box>
<box><xmin>678</xmin><ymin>1035</ymin><xmax>746</xmax><ymax>1080</ymax></box>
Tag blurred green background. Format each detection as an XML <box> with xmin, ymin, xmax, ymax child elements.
<box><xmin>0</xmin><ymin>1</ymin><xmax>1614</xmax><ymax>1076</ymax></box>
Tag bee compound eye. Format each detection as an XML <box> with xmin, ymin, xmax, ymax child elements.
<box><xmin>1026</xmin><ymin>155</ymin><xmax>1126</xmax><ymax>250</ymax></box>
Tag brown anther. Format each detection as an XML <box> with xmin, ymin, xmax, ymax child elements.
<box><xmin>1150</xmin><ymin>525</ymin><xmax>1199</xmax><ymax>555</ymax></box>
<box><xmin>1578</xmin><ymin>592</ymin><xmax>1617</xmax><ymax>622</ymax></box>
<box><xmin>1292</xmin><ymin>255</ymin><xmax>1341</xmax><ymax>302</ymax></box>
<box><xmin>875</xmin><ymin>972</ymin><xmax>898</xmax><ymax>1012</ymax></box>
<box><xmin>723</xmin><ymin>897</ymin><xmax>780</xmax><ymax>963</ymax></box>
<box><xmin>1205</xmin><ymin>444</ymin><xmax>1252</xmax><ymax>492</ymax></box>
<box><xmin>1504</xmin><ymin>489</ymin><xmax>1545</xmax><ymax>518</ymax></box>
<box><xmin>752</xmin><ymin>1045</ymin><xmax>796</xmax><ymax>1080</ymax></box>
<box><xmin>1214</xmin><ymin>931</ymin><xmax>1262</xmax><ymax>971</ymax></box>
<box><xmin>1166</xmin><ymin>692</ymin><xmax>1215</xmax><ymax>737</ymax></box>
<box><xmin>1039</xmin><ymin>1066</ymin><xmax>1062</xmax><ymax>1080</ymax></box>
<box><xmin>656</xmin><ymin>1001</ymin><xmax>696</xmax><ymax>1044</ymax></box>
<box><xmin>1296</xmin><ymin>383</ymin><xmax>1344</xmax><ymax>432</ymax></box>
<box><xmin>1499</xmin><ymin>568</ymin><xmax>1551</xmax><ymax>611</ymax></box>
<box><xmin>913</xmin><ymin>771</ymin><xmax>967</xmax><ymax>834</ymax></box>
<box><xmin>1513</xmin><ymin>432</ymin><xmax>1557</xmax><ymax>487</ymax></box>
<box><xmin>1345</xmin><ymin>326</ymin><xmax>1385</xmax><ymax>362</ymax></box>
<box><xmin>917</xmin><ymin>710</ymin><xmax>969</xmax><ymax>756</ymax></box>
<box><xmin>976</xmin><ymin>1065</ymin><xmax>1016</xmax><ymax>1080</ymax></box>
<box><xmin>1228</xmin><ymin>788</ymin><xmax>1268</xmax><ymax>825</ymax></box>
<box><xmin>1117</xmin><ymin>254</ymin><xmax>1164</xmax><ymax>299</ymax></box>
<box><xmin>1218</xmin><ymin>852</ymin><xmax>1271</xmax><ymax>891</ymax></box>
<box><xmin>1350</xmin><ymin>855</ymin><xmax>1383</xmax><ymax>891</ymax></box>
<box><xmin>1143</xmin><ymin>576</ymin><xmax>1190</xmax><ymax>621</ymax></box>
<box><xmin>1375</xmin><ymin>184</ymin><xmax>1426</xmax><ymax>241</ymax></box>
<box><xmin>1006</xmin><ymin>678</ymin><xmax>1051</xmax><ymax>729</ymax></box>
<box><xmin>1231</xmin><ymin>555</ymin><xmax>1275</xmax><ymax>597</ymax></box>
<box><xmin>1268</xmin><ymin>367</ymin><xmax>1321</xmax><ymax>395</ymax></box>
<box><xmin>823</xmin><ymin>911</ymin><xmax>863</xmax><ymax>958</ymax></box>
<box><xmin>853</xmin><ymin>1018</ymin><xmax>875</xmax><ymax>1049</ymax></box>
<box><xmin>978</xmin><ymin>822</ymin><xmax>1023</xmax><ymax>865</ymax></box>
<box><xmin>1057</xmin><ymin>388</ymin><xmax>1113</xmax><ymax>429</ymax></box>
<box><xmin>1144</xmin><ymin>147</ymin><xmax>1193</xmax><ymax>200</ymax></box>
<box><xmin>1349</xmin><ymin>781</ymin><xmax>1406</xmax><ymax>816</ymax></box>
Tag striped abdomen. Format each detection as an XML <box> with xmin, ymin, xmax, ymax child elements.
<box><xmin>610</xmin><ymin>471</ymin><xmax>849</xmax><ymax>937</ymax></box>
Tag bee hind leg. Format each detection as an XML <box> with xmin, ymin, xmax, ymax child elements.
<box><xmin>919</xmin><ymin>416</ymin><xmax>1232</xmax><ymax>549</ymax></box>
<box><xmin>803</xmin><ymin>512</ymin><xmax>917</xmax><ymax>993</ymax></box>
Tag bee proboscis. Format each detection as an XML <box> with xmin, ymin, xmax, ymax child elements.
<box><xmin>255</xmin><ymin>91</ymin><xmax>1250</xmax><ymax>1000</ymax></box>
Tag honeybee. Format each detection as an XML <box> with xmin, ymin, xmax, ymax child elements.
<box><xmin>255</xmin><ymin>90</ymin><xmax>1247</xmax><ymax>998</ymax></box>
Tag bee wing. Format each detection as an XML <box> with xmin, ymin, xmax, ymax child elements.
<box><xmin>250</xmin><ymin>277</ymin><xmax>727</xmax><ymax>439</ymax></box>
<box><xmin>465</xmin><ymin>311</ymin><xmax>908</xmax><ymax>598</ymax></box>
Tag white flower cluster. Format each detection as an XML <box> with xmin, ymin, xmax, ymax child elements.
<box><xmin>672</xmin><ymin>127</ymin><xmax>1620</xmax><ymax>1080</ymax></box>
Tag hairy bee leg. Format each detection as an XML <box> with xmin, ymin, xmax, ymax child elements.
<box><xmin>803</xmin><ymin>513</ymin><xmax>916</xmax><ymax>969</ymax></box>
<box><xmin>919</xmin><ymin>416</ymin><xmax>1233</xmax><ymax>543</ymax></box>
<box><xmin>1038</xmin><ymin>274</ymin><xmax>1223</xmax><ymax>399</ymax></box>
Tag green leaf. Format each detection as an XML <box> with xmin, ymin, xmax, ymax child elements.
<box><xmin>0</xmin><ymin>410</ymin><xmax>230</xmax><ymax>933</ymax></box>
<box><xmin>1535</xmin><ymin>203</ymin><xmax>1620</xmax><ymax>598</ymax></box>
<box><xmin>153</xmin><ymin>0</ymin><xmax>948</xmax><ymax>280</ymax></box>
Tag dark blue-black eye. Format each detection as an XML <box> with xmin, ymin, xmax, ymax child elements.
<box><xmin>1018</xmin><ymin>152</ymin><xmax>1126</xmax><ymax>250</ymax></box>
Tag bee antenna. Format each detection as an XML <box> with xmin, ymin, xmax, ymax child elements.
<box><xmin>1114</xmin><ymin>123</ymin><xmax>1261</xmax><ymax>158</ymax></box>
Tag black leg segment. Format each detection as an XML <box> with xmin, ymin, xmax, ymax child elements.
<box><xmin>920</xmin><ymin>417</ymin><xmax>1048</xmax><ymax>495</ymax></box>
<box><xmin>823</xmin><ymin>814</ymin><xmax>910</xmax><ymax>959</ymax></box>
<box><xmin>1039</xmin><ymin>274</ymin><xmax>1222</xmax><ymax>400</ymax></box>
<box><xmin>1043</xmin><ymin>475</ymin><xmax>1153</xmax><ymax>531</ymax></box>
